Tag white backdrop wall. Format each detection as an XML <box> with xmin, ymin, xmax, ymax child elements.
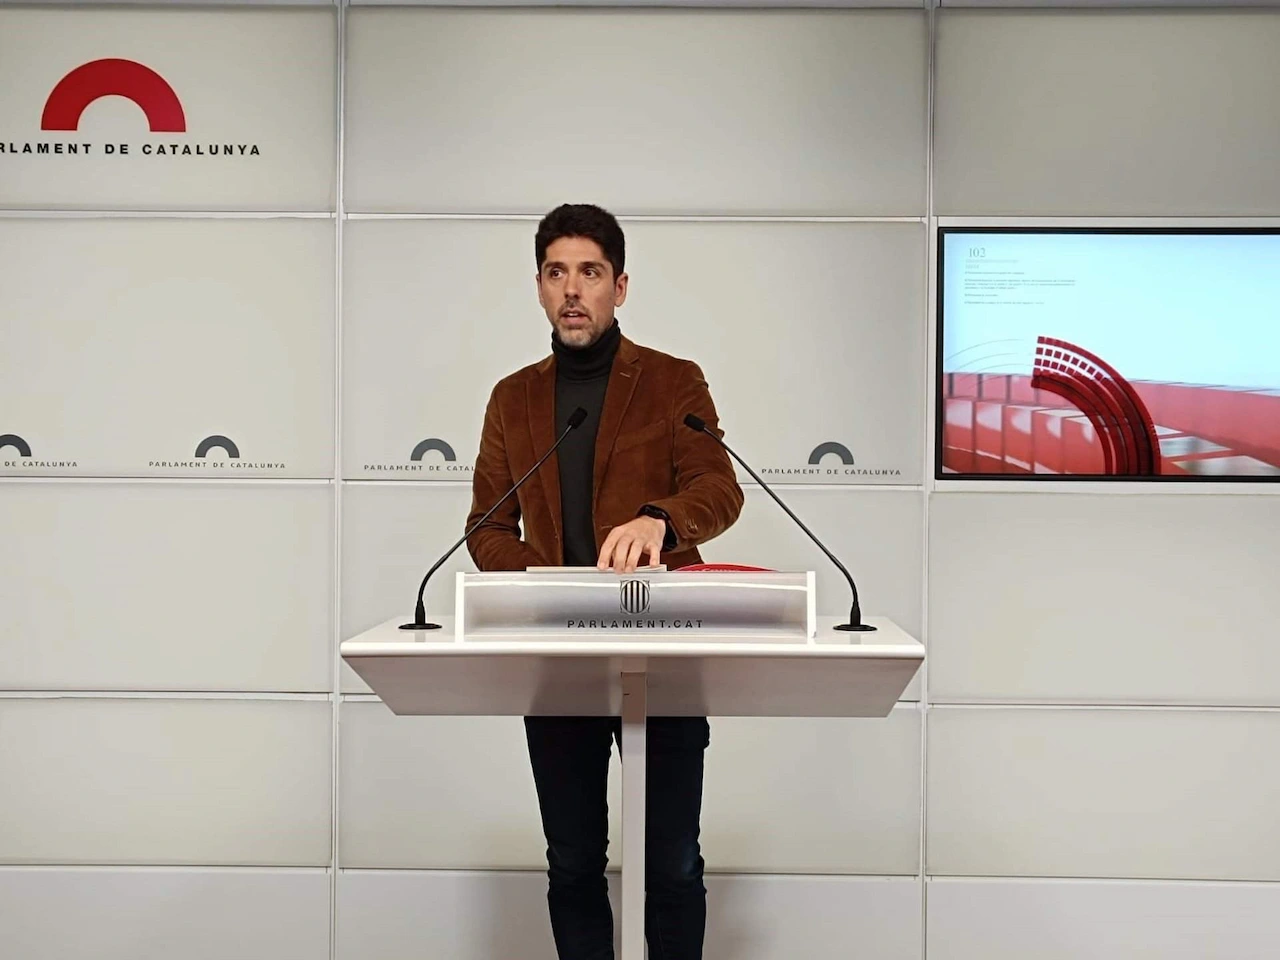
<box><xmin>2</xmin><ymin>3</ymin><xmax>1279</xmax><ymax>959</ymax></box>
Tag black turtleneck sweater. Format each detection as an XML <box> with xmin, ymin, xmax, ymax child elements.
<box><xmin>553</xmin><ymin>319</ymin><xmax>622</xmax><ymax>565</ymax></box>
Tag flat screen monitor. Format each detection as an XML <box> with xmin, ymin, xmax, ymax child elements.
<box><xmin>936</xmin><ymin>227</ymin><xmax>1280</xmax><ymax>481</ymax></box>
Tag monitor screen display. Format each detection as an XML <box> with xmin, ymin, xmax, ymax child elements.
<box><xmin>936</xmin><ymin>228</ymin><xmax>1280</xmax><ymax>480</ymax></box>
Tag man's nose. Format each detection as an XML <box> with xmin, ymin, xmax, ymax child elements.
<box><xmin>563</xmin><ymin>271</ymin><xmax>581</xmax><ymax>297</ymax></box>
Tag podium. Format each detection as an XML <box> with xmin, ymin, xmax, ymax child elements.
<box><xmin>341</xmin><ymin>569</ymin><xmax>923</xmax><ymax>960</ymax></box>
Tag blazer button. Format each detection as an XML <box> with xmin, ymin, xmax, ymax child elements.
<box><xmin>688</xmin><ymin>520</ymin><xmax>698</xmax><ymax>534</ymax></box>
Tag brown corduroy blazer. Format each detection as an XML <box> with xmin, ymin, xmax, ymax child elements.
<box><xmin>465</xmin><ymin>335</ymin><xmax>744</xmax><ymax>572</ymax></box>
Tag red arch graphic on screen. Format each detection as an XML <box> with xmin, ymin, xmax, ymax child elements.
<box><xmin>41</xmin><ymin>59</ymin><xmax>185</xmax><ymax>132</ymax></box>
<box><xmin>1030</xmin><ymin>336</ymin><xmax>1161</xmax><ymax>476</ymax></box>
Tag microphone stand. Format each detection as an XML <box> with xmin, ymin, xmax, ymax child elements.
<box><xmin>400</xmin><ymin>407</ymin><xmax>588</xmax><ymax>630</ymax></box>
<box><xmin>684</xmin><ymin>414</ymin><xmax>875</xmax><ymax>632</ymax></box>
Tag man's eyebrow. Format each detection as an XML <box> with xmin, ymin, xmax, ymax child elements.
<box><xmin>542</xmin><ymin>260</ymin><xmax>606</xmax><ymax>271</ymax></box>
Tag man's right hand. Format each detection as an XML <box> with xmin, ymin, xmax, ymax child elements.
<box><xmin>597</xmin><ymin>516</ymin><xmax>667</xmax><ymax>573</ymax></box>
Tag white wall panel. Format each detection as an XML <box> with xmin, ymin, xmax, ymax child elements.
<box><xmin>340</xmin><ymin>219</ymin><xmax>547</xmax><ymax>484</ymax></box>
<box><xmin>625</xmin><ymin>221</ymin><xmax>925</xmax><ymax>485</ymax></box>
<box><xmin>340</xmin><ymin>482</ymin><xmax>474</xmax><ymax>693</ymax></box>
<box><xmin>0</xmin><ymin>698</ymin><xmax>332</xmax><ymax>865</ymax></box>
<box><xmin>927</xmin><ymin>877</ymin><xmax>1280</xmax><ymax>960</ymax></box>
<box><xmin>703</xmin><ymin>873</ymin><xmax>921</xmax><ymax>959</ymax></box>
<box><xmin>0</xmin><ymin>866</ymin><xmax>330</xmax><ymax>960</ymax></box>
<box><xmin>927</xmin><ymin>707</ymin><xmax>1280</xmax><ymax>881</ymax></box>
<box><xmin>0</xmin><ymin>217</ymin><xmax>335</xmax><ymax>478</ymax></box>
<box><xmin>0</xmin><ymin>481</ymin><xmax>332</xmax><ymax>692</ymax></box>
<box><xmin>702</xmin><ymin>708</ymin><xmax>921</xmax><ymax>875</ymax></box>
<box><xmin>344</xmin><ymin>9</ymin><xmax>926</xmax><ymax>216</ymax></box>
<box><xmin>337</xmin><ymin>869</ymin><xmax>921</xmax><ymax>960</ymax></box>
<box><xmin>337</xmin><ymin>869</ymin><xmax>565</xmax><ymax>959</ymax></box>
<box><xmin>339</xmin><ymin>704</ymin><xmax>580</xmax><ymax>868</ymax></box>
<box><xmin>934</xmin><ymin>10</ymin><xmax>1280</xmax><ymax>215</ymax></box>
<box><xmin>342</xmin><ymin>218</ymin><xmax>924</xmax><ymax>485</ymax></box>
<box><xmin>0</xmin><ymin>6</ymin><xmax>335</xmax><ymax>209</ymax></box>
<box><xmin>928</xmin><ymin>493</ymin><xmax>1280</xmax><ymax>706</ymax></box>
<box><xmin>340</xmin><ymin>700</ymin><xmax>919</xmax><ymax>874</ymax></box>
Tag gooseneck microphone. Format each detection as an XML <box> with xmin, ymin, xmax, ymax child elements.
<box><xmin>683</xmin><ymin>413</ymin><xmax>876</xmax><ymax>633</ymax></box>
<box><xmin>400</xmin><ymin>406</ymin><xmax>589</xmax><ymax>630</ymax></box>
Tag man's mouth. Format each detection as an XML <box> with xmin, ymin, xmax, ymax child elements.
<box><xmin>561</xmin><ymin>308</ymin><xmax>589</xmax><ymax>322</ymax></box>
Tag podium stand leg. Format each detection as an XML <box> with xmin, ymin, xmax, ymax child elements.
<box><xmin>620</xmin><ymin>668</ymin><xmax>646</xmax><ymax>960</ymax></box>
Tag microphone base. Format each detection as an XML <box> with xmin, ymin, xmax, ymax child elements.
<box><xmin>832</xmin><ymin>622</ymin><xmax>878</xmax><ymax>632</ymax></box>
<box><xmin>398</xmin><ymin>621</ymin><xmax>443</xmax><ymax>631</ymax></box>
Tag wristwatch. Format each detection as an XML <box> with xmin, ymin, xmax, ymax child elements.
<box><xmin>637</xmin><ymin>504</ymin><xmax>677</xmax><ymax>551</ymax></box>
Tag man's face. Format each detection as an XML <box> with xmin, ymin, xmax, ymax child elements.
<box><xmin>537</xmin><ymin>236</ymin><xmax>628</xmax><ymax>349</ymax></box>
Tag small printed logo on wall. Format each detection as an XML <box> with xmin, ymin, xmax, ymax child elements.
<box><xmin>363</xmin><ymin>437</ymin><xmax>473</xmax><ymax>475</ymax></box>
<box><xmin>809</xmin><ymin>441</ymin><xmax>855</xmax><ymax>466</ymax></box>
<box><xmin>619</xmin><ymin>579</ymin><xmax>651</xmax><ymax>615</ymax></box>
<box><xmin>0</xmin><ymin>434</ymin><xmax>32</xmax><ymax>458</ymax></box>
<box><xmin>756</xmin><ymin>440</ymin><xmax>903</xmax><ymax>479</ymax></box>
<box><xmin>0</xmin><ymin>58</ymin><xmax>261</xmax><ymax>161</ymax></box>
<box><xmin>411</xmin><ymin>438</ymin><xmax>457</xmax><ymax>462</ymax></box>
<box><xmin>145</xmin><ymin>434</ymin><xmax>285</xmax><ymax>471</ymax></box>
<box><xmin>196</xmin><ymin>435</ymin><xmax>241</xmax><ymax>459</ymax></box>
<box><xmin>0</xmin><ymin>432</ymin><xmax>79</xmax><ymax>469</ymax></box>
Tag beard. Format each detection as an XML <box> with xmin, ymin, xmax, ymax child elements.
<box><xmin>553</xmin><ymin>307</ymin><xmax>606</xmax><ymax>348</ymax></box>
<box><xmin>555</xmin><ymin>324</ymin><xmax>595</xmax><ymax>348</ymax></box>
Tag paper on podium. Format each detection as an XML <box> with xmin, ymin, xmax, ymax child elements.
<box><xmin>526</xmin><ymin>565</ymin><xmax>668</xmax><ymax>573</ymax></box>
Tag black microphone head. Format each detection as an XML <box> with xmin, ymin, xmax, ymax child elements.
<box><xmin>568</xmin><ymin>407</ymin><xmax>588</xmax><ymax>429</ymax></box>
<box><xmin>683</xmin><ymin>413</ymin><xmax>707</xmax><ymax>432</ymax></box>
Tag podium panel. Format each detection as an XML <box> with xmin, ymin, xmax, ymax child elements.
<box><xmin>458</xmin><ymin>570</ymin><xmax>814</xmax><ymax>641</ymax></box>
<box><xmin>342</xmin><ymin>571</ymin><xmax>922</xmax><ymax>719</ymax></box>
<box><xmin>340</xmin><ymin>569</ymin><xmax>923</xmax><ymax>960</ymax></box>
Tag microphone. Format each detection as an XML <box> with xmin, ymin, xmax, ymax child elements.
<box><xmin>683</xmin><ymin>413</ymin><xmax>875</xmax><ymax>633</ymax></box>
<box><xmin>400</xmin><ymin>406</ymin><xmax>589</xmax><ymax>630</ymax></box>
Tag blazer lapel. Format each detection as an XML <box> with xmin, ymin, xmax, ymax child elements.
<box><xmin>592</xmin><ymin>336</ymin><xmax>641</xmax><ymax>511</ymax></box>
<box><xmin>526</xmin><ymin>354</ymin><xmax>562</xmax><ymax>544</ymax></box>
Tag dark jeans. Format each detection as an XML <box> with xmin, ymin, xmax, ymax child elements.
<box><xmin>524</xmin><ymin>715</ymin><xmax>710</xmax><ymax>960</ymax></box>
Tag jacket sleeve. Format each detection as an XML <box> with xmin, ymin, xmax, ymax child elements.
<box><xmin>465</xmin><ymin>384</ymin><xmax>550</xmax><ymax>572</ymax></box>
<box><xmin>643</xmin><ymin>361</ymin><xmax>744</xmax><ymax>550</ymax></box>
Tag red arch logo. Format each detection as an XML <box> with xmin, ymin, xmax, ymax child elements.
<box><xmin>41</xmin><ymin>58</ymin><xmax>185</xmax><ymax>132</ymax></box>
<box><xmin>1030</xmin><ymin>336</ymin><xmax>1161</xmax><ymax>476</ymax></box>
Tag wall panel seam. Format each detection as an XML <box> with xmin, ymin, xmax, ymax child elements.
<box><xmin>920</xmin><ymin>1</ymin><xmax>936</xmax><ymax>954</ymax></box>
<box><xmin>331</xmin><ymin>2</ymin><xmax>348</xmax><ymax>958</ymax></box>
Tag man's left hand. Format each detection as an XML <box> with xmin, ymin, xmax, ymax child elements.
<box><xmin>597</xmin><ymin>516</ymin><xmax>667</xmax><ymax>573</ymax></box>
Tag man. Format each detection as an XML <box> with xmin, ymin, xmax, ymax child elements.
<box><xmin>466</xmin><ymin>203</ymin><xmax>744</xmax><ymax>960</ymax></box>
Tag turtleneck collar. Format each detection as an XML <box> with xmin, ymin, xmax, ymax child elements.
<box><xmin>552</xmin><ymin>318</ymin><xmax>622</xmax><ymax>382</ymax></box>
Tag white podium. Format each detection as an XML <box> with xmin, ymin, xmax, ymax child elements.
<box><xmin>341</xmin><ymin>570</ymin><xmax>923</xmax><ymax>960</ymax></box>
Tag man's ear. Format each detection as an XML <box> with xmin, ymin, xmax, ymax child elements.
<box><xmin>535</xmin><ymin>272</ymin><xmax>546</xmax><ymax>309</ymax></box>
<box><xmin>614</xmin><ymin>271</ymin><xmax>629</xmax><ymax>307</ymax></box>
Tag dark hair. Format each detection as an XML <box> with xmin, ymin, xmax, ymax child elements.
<box><xmin>535</xmin><ymin>203</ymin><xmax>626</xmax><ymax>279</ymax></box>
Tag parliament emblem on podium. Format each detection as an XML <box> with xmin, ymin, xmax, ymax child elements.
<box><xmin>619</xmin><ymin>579</ymin><xmax>651</xmax><ymax>615</ymax></box>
